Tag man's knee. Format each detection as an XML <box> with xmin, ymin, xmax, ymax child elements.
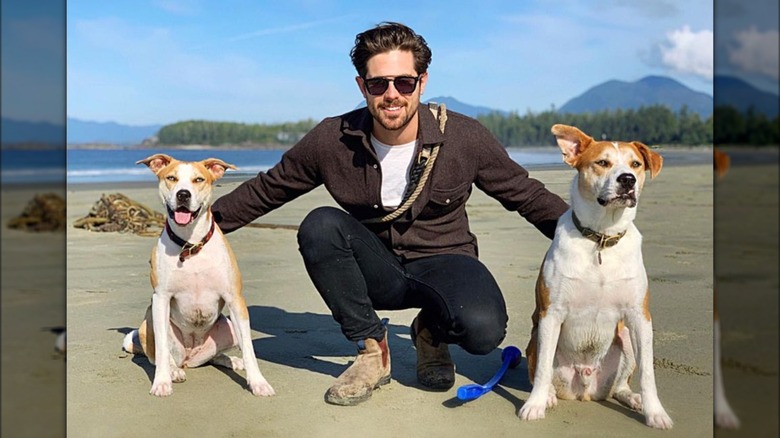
<box><xmin>457</xmin><ymin>310</ymin><xmax>507</xmax><ymax>355</ymax></box>
<box><xmin>298</xmin><ymin>206</ymin><xmax>345</xmax><ymax>237</ymax></box>
<box><xmin>297</xmin><ymin>207</ymin><xmax>349</xmax><ymax>253</ymax></box>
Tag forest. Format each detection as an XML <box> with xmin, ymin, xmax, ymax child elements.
<box><xmin>155</xmin><ymin>105</ymin><xmax>778</xmax><ymax>147</ymax></box>
<box><xmin>157</xmin><ymin>119</ymin><xmax>319</xmax><ymax>147</ymax></box>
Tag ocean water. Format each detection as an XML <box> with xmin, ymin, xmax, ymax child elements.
<box><xmin>65</xmin><ymin>148</ymin><xmax>286</xmax><ymax>184</ymax></box>
<box><xmin>1</xmin><ymin>149</ymin><xmax>67</xmax><ymax>184</ymax></box>
<box><xmin>1</xmin><ymin>147</ymin><xmax>564</xmax><ymax>185</ymax></box>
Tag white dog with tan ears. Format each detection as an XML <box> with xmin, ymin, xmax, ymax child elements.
<box><xmin>123</xmin><ymin>154</ymin><xmax>275</xmax><ymax>398</ymax></box>
<box><xmin>519</xmin><ymin>125</ymin><xmax>673</xmax><ymax>429</ymax></box>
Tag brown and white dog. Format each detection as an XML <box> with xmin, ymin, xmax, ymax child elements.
<box><xmin>122</xmin><ymin>154</ymin><xmax>275</xmax><ymax>397</ymax></box>
<box><xmin>519</xmin><ymin>125</ymin><xmax>672</xmax><ymax>429</ymax></box>
<box><xmin>713</xmin><ymin>148</ymin><xmax>740</xmax><ymax>429</ymax></box>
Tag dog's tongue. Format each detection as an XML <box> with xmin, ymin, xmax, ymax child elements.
<box><xmin>174</xmin><ymin>209</ymin><xmax>193</xmax><ymax>225</ymax></box>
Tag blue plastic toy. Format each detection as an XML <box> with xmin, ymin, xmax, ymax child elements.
<box><xmin>456</xmin><ymin>346</ymin><xmax>521</xmax><ymax>401</ymax></box>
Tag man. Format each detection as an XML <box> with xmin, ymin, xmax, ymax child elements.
<box><xmin>212</xmin><ymin>22</ymin><xmax>569</xmax><ymax>406</ymax></box>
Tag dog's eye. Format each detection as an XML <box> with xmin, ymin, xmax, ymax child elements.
<box><xmin>596</xmin><ymin>160</ymin><xmax>610</xmax><ymax>167</ymax></box>
<box><xmin>631</xmin><ymin>160</ymin><xmax>642</xmax><ymax>168</ymax></box>
<box><xmin>194</xmin><ymin>177</ymin><xmax>205</xmax><ymax>183</ymax></box>
<box><xmin>166</xmin><ymin>175</ymin><xmax>176</xmax><ymax>182</ymax></box>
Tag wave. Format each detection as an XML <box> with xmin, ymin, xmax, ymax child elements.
<box><xmin>54</xmin><ymin>148</ymin><xmax>563</xmax><ymax>185</ymax></box>
<box><xmin>65</xmin><ymin>165</ymin><xmax>273</xmax><ymax>184</ymax></box>
<box><xmin>1</xmin><ymin>167</ymin><xmax>67</xmax><ymax>185</ymax></box>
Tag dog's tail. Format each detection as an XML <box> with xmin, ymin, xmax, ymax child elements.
<box><xmin>122</xmin><ymin>330</ymin><xmax>143</xmax><ymax>355</ymax></box>
<box><xmin>55</xmin><ymin>331</ymin><xmax>66</xmax><ymax>355</ymax></box>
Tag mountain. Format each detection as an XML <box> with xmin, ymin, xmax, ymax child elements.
<box><xmin>423</xmin><ymin>96</ymin><xmax>508</xmax><ymax>118</ymax></box>
<box><xmin>558</xmin><ymin>76</ymin><xmax>713</xmax><ymax>118</ymax></box>
<box><xmin>67</xmin><ymin>118</ymin><xmax>162</xmax><ymax>145</ymax></box>
<box><xmin>713</xmin><ymin>75</ymin><xmax>779</xmax><ymax>117</ymax></box>
<box><xmin>67</xmin><ymin>76</ymin><xmax>725</xmax><ymax>144</ymax></box>
<box><xmin>1</xmin><ymin>117</ymin><xmax>65</xmax><ymax>145</ymax></box>
<box><xmin>355</xmin><ymin>96</ymin><xmax>507</xmax><ymax>118</ymax></box>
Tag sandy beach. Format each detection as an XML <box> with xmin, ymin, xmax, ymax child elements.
<box><xmin>52</xmin><ymin>148</ymin><xmax>738</xmax><ymax>437</ymax></box>
<box><xmin>1</xmin><ymin>184</ymin><xmax>67</xmax><ymax>438</ymax></box>
<box><xmin>713</xmin><ymin>147</ymin><xmax>779</xmax><ymax>438</ymax></box>
<box><xmin>0</xmin><ymin>155</ymin><xmax>773</xmax><ymax>438</ymax></box>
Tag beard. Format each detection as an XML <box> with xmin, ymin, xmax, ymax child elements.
<box><xmin>367</xmin><ymin>96</ymin><xmax>420</xmax><ymax>133</ymax></box>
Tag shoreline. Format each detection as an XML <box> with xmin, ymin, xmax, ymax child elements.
<box><xmin>59</xmin><ymin>147</ymin><xmax>714</xmax><ymax>191</ymax></box>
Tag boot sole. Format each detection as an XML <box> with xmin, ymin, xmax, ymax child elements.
<box><xmin>418</xmin><ymin>374</ymin><xmax>455</xmax><ymax>391</ymax></box>
<box><xmin>324</xmin><ymin>374</ymin><xmax>392</xmax><ymax>406</ymax></box>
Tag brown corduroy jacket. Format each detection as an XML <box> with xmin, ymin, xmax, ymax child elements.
<box><xmin>211</xmin><ymin>107</ymin><xmax>569</xmax><ymax>260</ymax></box>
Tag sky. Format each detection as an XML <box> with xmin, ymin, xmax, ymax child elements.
<box><xmin>2</xmin><ymin>0</ymin><xmax>778</xmax><ymax>126</ymax></box>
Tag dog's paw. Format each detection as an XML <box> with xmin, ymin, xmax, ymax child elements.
<box><xmin>150</xmin><ymin>380</ymin><xmax>173</xmax><ymax>397</ymax></box>
<box><xmin>209</xmin><ymin>353</ymin><xmax>246</xmax><ymax>371</ymax></box>
<box><xmin>614</xmin><ymin>390</ymin><xmax>642</xmax><ymax>411</ymax></box>
<box><xmin>715</xmin><ymin>409</ymin><xmax>740</xmax><ymax>429</ymax></box>
<box><xmin>248</xmin><ymin>379</ymin><xmax>275</xmax><ymax>397</ymax></box>
<box><xmin>546</xmin><ymin>391</ymin><xmax>558</xmax><ymax>408</ymax></box>
<box><xmin>645</xmin><ymin>410</ymin><xmax>673</xmax><ymax>430</ymax></box>
<box><xmin>171</xmin><ymin>368</ymin><xmax>187</xmax><ymax>383</ymax></box>
<box><xmin>518</xmin><ymin>402</ymin><xmax>547</xmax><ymax>421</ymax></box>
<box><xmin>519</xmin><ymin>385</ymin><xmax>557</xmax><ymax>420</ymax></box>
<box><xmin>229</xmin><ymin>356</ymin><xmax>245</xmax><ymax>371</ymax></box>
<box><xmin>518</xmin><ymin>404</ymin><xmax>547</xmax><ymax>421</ymax></box>
<box><xmin>55</xmin><ymin>331</ymin><xmax>66</xmax><ymax>355</ymax></box>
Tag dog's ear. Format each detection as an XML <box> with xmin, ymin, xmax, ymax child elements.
<box><xmin>136</xmin><ymin>154</ymin><xmax>174</xmax><ymax>175</ymax></box>
<box><xmin>551</xmin><ymin>124</ymin><xmax>593</xmax><ymax>167</ymax></box>
<box><xmin>714</xmin><ymin>148</ymin><xmax>730</xmax><ymax>179</ymax></box>
<box><xmin>201</xmin><ymin>158</ymin><xmax>237</xmax><ymax>180</ymax></box>
<box><xmin>632</xmin><ymin>141</ymin><xmax>663</xmax><ymax>179</ymax></box>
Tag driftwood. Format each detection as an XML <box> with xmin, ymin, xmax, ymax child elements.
<box><xmin>6</xmin><ymin>192</ymin><xmax>66</xmax><ymax>232</ymax></box>
<box><xmin>73</xmin><ymin>193</ymin><xmax>164</xmax><ymax>237</ymax></box>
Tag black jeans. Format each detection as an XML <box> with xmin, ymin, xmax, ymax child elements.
<box><xmin>297</xmin><ymin>207</ymin><xmax>507</xmax><ymax>355</ymax></box>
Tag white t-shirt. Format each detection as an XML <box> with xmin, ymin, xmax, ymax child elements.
<box><xmin>370</xmin><ymin>135</ymin><xmax>417</xmax><ymax>210</ymax></box>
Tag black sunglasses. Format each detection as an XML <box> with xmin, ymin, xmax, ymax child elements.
<box><xmin>363</xmin><ymin>75</ymin><xmax>420</xmax><ymax>96</ymax></box>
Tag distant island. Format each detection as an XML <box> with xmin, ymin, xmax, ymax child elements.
<box><xmin>67</xmin><ymin>141</ymin><xmax>292</xmax><ymax>151</ymax></box>
<box><xmin>135</xmin><ymin>105</ymin><xmax>714</xmax><ymax>148</ymax></box>
<box><xmin>67</xmin><ymin>102</ymin><xmax>777</xmax><ymax>149</ymax></box>
<box><xmin>1</xmin><ymin>142</ymin><xmax>65</xmax><ymax>151</ymax></box>
<box><xmin>56</xmin><ymin>75</ymin><xmax>778</xmax><ymax>148</ymax></box>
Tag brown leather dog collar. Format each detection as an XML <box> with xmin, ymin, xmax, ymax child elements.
<box><xmin>165</xmin><ymin>218</ymin><xmax>216</xmax><ymax>262</ymax></box>
<box><xmin>571</xmin><ymin>212</ymin><xmax>626</xmax><ymax>264</ymax></box>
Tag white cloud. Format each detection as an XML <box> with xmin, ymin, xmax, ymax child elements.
<box><xmin>728</xmin><ymin>27</ymin><xmax>780</xmax><ymax>80</ymax></box>
<box><xmin>659</xmin><ymin>25</ymin><xmax>713</xmax><ymax>79</ymax></box>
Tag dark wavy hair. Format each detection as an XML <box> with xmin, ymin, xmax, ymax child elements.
<box><xmin>350</xmin><ymin>22</ymin><xmax>432</xmax><ymax>78</ymax></box>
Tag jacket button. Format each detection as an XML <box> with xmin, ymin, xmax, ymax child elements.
<box><xmin>372</xmin><ymin>164</ymin><xmax>378</xmax><ymax>169</ymax></box>
<box><xmin>445</xmin><ymin>198</ymin><xmax>451</xmax><ymax>204</ymax></box>
<box><xmin>373</xmin><ymin>204</ymin><xmax>379</xmax><ymax>209</ymax></box>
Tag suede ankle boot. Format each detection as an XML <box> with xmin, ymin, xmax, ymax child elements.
<box><xmin>324</xmin><ymin>332</ymin><xmax>391</xmax><ymax>406</ymax></box>
<box><xmin>411</xmin><ymin>314</ymin><xmax>455</xmax><ymax>390</ymax></box>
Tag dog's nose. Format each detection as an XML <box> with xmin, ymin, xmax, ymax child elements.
<box><xmin>176</xmin><ymin>190</ymin><xmax>191</xmax><ymax>204</ymax></box>
<box><xmin>617</xmin><ymin>173</ymin><xmax>636</xmax><ymax>189</ymax></box>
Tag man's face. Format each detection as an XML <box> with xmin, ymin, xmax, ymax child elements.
<box><xmin>357</xmin><ymin>49</ymin><xmax>427</xmax><ymax>142</ymax></box>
